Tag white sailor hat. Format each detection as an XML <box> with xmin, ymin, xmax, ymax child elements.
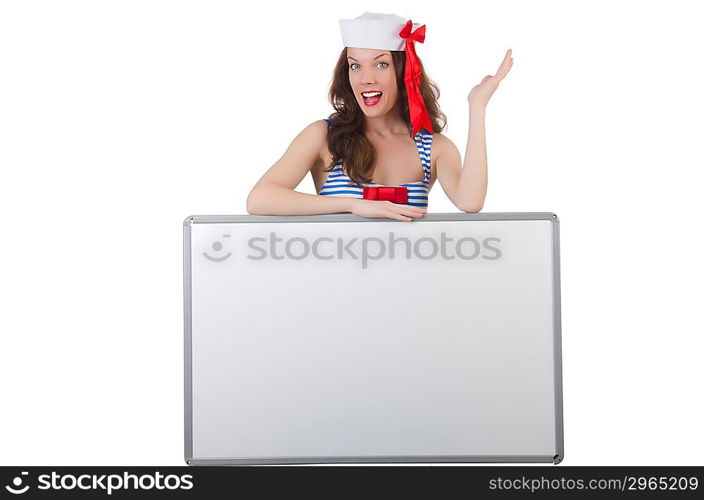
<box><xmin>339</xmin><ymin>12</ymin><xmax>422</xmax><ymax>51</ymax></box>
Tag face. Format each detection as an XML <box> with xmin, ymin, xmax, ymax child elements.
<box><xmin>346</xmin><ymin>47</ymin><xmax>398</xmax><ymax>118</ymax></box>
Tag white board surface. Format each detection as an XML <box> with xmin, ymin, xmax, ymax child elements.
<box><xmin>184</xmin><ymin>213</ymin><xmax>563</xmax><ymax>465</ymax></box>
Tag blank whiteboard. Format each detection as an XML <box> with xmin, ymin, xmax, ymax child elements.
<box><xmin>183</xmin><ymin>212</ymin><xmax>563</xmax><ymax>465</ymax></box>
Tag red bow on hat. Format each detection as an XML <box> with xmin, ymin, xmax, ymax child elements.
<box><xmin>399</xmin><ymin>20</ymin><xmax>433</xmax><ymax>137</ymax></box>
<box><xmin>362</xmin><ymin>186</ymin><xmax>408</xmax><ymax>204</ymax></box>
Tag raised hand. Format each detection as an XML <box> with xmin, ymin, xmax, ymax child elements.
<box><xmin>468</xmin><ymin>49</ymin><xmax>513</xmax><ymax>108</ymax></box>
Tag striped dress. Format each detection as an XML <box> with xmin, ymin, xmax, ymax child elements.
<box><xmin>318</xmin><ymin>118</ymin><xmax>432</xmax><ymax>208</ymax></box>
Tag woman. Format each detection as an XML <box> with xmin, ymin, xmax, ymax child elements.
<box><xmin>247</xmin><ymin>12</ymin><xmax>512</xmax><ymax>222</ymax></box>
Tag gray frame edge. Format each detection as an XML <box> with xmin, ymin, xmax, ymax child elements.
<box><xmin>182</xmin><ymin>212</ymin><xmax>563</xmax><ymax>466</ymax></box>
<box><xmin>551</xmin><ymin>215</ymin><xmax>565</xmax><ymax>464</ymax></box>
<box><xmin>184</xmin><ymin>212</ymin><xmax>558</xmax><ymax>224</ymax></box>
<box><xmin>183</xmin><ymin>216</ymin><xmax>194</xmax><ymax>465</ymax></box>
<box><xmin>187</xmin><ymin>455</ymin><xmax>557</xmax><ymax>466</ymax></box>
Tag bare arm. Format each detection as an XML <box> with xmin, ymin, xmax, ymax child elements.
<box><xmin>246</xmin><ymin>120</ymin><xmax>353</xmax><ymax>216</ymax></box>
<box><xmin>434</xmin><ymin>112</ymin><xmax>486</xmax><ymax>213</ymax></box>
<box><xmin>461</xmin><ymin>104</ymin><xmax>488</xmax><ymax>210</ymax></box>
<box><xmin>455</xmin><ymin>104</ymin><xmax>489</xmax><ymax>211</ymax></box>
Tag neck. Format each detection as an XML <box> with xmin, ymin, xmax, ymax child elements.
<box><xmin>363</xmin><ymin>105</ymin><xmax>410</xmax><ymax>139</ymax></box>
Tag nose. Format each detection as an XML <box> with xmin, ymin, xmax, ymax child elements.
<box><xmin>360</xmin><ymin>67</ymin><xmax>376</xmax><ymax>85</ymax></box>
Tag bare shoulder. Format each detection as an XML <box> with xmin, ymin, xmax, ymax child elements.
<box><xmin>430</xmin><ymin>133</ymin><xmax>457</xmax><ymax>176</ymax></box>
<box><xmin>306</xmin><ymin>119</ymin><xmax>329</xmax><ymax>134</ymax></box>
<box><xmin>288</xmin><ymin>118</ymin><xmax>328</xmax><ymax>156</ymax></box>
<box><xmin>295</xmin><ymin>119</ymin><xmax>331</xmax><ymax>174</ymax></box>
<box><xmin>296</xmin><ymin>119</ymin><xmax>329</xmax><ymax>147</ymax></box>
<box><xmin>431</xmin><ymin>132</ymin><xmax>459</xmax><ymax>157</ymax></box>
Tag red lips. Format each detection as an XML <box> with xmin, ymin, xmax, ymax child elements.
<box><xmin>361</xmin><ymin>90</ymin><xmax>383</xmax><ymax>106</ymax></box>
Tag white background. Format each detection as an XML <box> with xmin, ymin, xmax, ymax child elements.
<box><xmin>1</xmin><ymin>0</ymin><xmax>702</xmax><ymax>466</ymax></box>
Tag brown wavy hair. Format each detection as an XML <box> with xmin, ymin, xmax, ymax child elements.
<box><xmin>325</xmin><ymin>47</ymin><xmax>447</xmax><ymax>186</ymax></box>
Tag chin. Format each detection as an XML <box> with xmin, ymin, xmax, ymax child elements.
<box><xmin>360</xmin><ymin>105</ymin><xmax>388</xmax><ymax>117</ymax></box>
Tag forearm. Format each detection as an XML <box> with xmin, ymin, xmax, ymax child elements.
<box><xmin>247</xmin><ymin>183</ymin><xmax>354</xmax><ymax>216</ymax></box>
<box><xmin>458</xmin><ymin>104</ymin><xmax>488</xmax><ymax>210</ymax></box>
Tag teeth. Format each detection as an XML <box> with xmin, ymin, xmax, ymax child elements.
<box><xmin>362</xmin><ymin>91</ymin><xmax>382</xmax><ymax>98</ymax></box>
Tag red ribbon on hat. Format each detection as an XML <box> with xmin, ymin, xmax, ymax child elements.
<box><xmin>362</xmin><ymin>186</ymin><xmax>408</xmax><ymax>204</ymax></box>
<box><xmin>399</xmin><ymin>20</ymin><xmax>433</xmax><ymax>136</ymax></box>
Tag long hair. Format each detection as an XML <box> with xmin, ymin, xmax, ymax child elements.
<box><xmin>326</xmin><ymin>47</ymin><xmax>447</xmax><ymax>186</ymax></box>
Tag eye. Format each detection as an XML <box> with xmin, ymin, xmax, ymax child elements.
<box><xmin>349</xmin><ymin>63</ymin><xmax>359</xmax><ymax>70</ymax></box>
<box><xmin>378</xmin><ymin>62</ymin><xmax>389</xmax><ymax>68</ymax></box>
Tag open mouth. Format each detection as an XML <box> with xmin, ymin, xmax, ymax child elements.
<box><xmin>361</xmin><ymin>90</ymin><xmax>383</xmax><ymax>106</ymax></box>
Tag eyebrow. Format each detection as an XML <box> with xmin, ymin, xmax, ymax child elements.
<box><xmin>347</xmin><ymin>54</ymin><xmax>390</xmax><ymax>61</ymax></box>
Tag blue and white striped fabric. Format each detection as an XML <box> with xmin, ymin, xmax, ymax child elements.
<box><xmin>318</xmin><ymin>118</ymin><xmax>432</xmax><ymax>208</ymax></box>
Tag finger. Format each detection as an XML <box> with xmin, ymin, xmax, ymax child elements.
<box><xmin>389</xmin><ymin>201</ymin><xmax>426</xmax><ymax>213</ymax></box>
<box><xmin>496</xmin><ymin>56</ymin><xmax>509</xmax><ymax>74</ymax></box>
<box><xmin>496</xmin><ymin>50</ymin><xmax>511</xmax><ymax>71</ymax></box>
<box><xmin>389</xmin><ymin>212</ymin><xmax>412</xmax><ymax>222</ymax></box>
<box><xmin>503</xmin><ymin>56</ymin><xmax>514</xmax><ymax>73</ymax></box>
<box><xmin>407</xmin><ymin>205</ymin><xmax>427</xmax><ymax>213</ymax></box>
<box><xmin>496</xmin><ymin>52</ymin><xmax>513</xmax><ymax>80</ymax></box>
<box><xmin>402</xmin><ymin>208</ymin><xmax>426</xmax><ymax>218</ymax></box>
<box><xmin>499</xmin><ymin>62</ymin><xmax>513</xmax><ymax>80</ymax></box>
<box><xmin>394</xmin><ymin>203</ymin><xmax>426</xmax><ymax>217</ymax></box>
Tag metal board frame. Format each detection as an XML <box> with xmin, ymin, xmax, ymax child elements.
<box><xmin>183</xmin><ymin>212</ymin><xmax>563</xmax><ymax>465</ymax></box>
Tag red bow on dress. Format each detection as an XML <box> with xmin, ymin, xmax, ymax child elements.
<box><xmin>362</xmin><ymin>186</ymin><xmax>408</xmax><ymax>204</ymax></box>
<box><xmin>399</xmin><ymin>20</ymin><xmax>433</xmax><ymax>137</ymax></box>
